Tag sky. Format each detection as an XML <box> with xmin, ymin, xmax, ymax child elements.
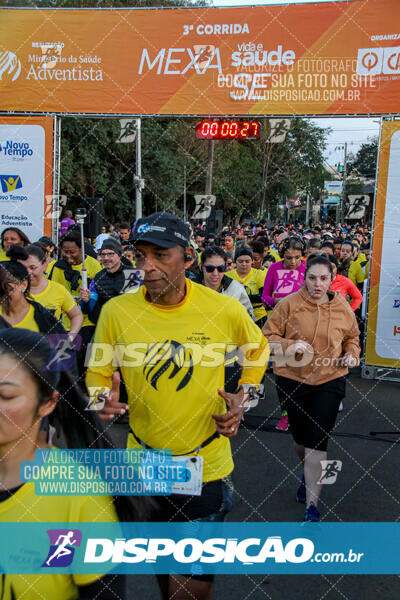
<box><xmin>210</xmin><ymin>0</ymin><xmax>379</xmax><ymax>164</ymax></box>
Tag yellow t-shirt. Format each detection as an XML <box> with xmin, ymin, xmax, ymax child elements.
<box><xmin>225</xmin><ymin>267</ymin><xmax>267</xmax><ymax>322</ymax></box>
<box><xmin>0</xmin><ymin>479</ymin><xmax>118</xmax><ymax>599</ymax></box>
<box><xmin>0</xmin><ymin>248</ymin><xmax>9</xmax><ymax>261</ymax></box>
<box><xmin>49</xmin><ymin>256</ymin><xmax>102</xmax><ymax>329</ymax></box>
<box><xmin>355</xmin><ymin>253</ymin><xmax>367</xmax><ymax>264</ymax></box>
<box><xmin>0</xmin><ymin>304</ymin><xmax>39</xmax><ymax>332</ymax></box>
<box><xmin>30</xmin><ymin>280</ymin><xmax>76</xmax><ymax>321</ymax></box>
<box><xmin>86</xmin><ymin>279</ymin><xmax>269</xmax><ymax>482</ymax></box>
<box><xmin>348</xmin><ymin>260</ymin><xmax>365</xmax><ymax>285</ymax></box>
<box><xmin>268</xmin><ymin>248</ymin><xmax>281</xmax><ymax>262</ymax></box>
<box><xmin>45</xmin><ymin>259</ymin><xmax>56</xmax><ymax>278</ymax></box>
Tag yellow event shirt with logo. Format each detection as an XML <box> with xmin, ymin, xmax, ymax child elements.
<box><xmin>30</xmin><ymin>280</ymin><xmax>76</xmax><ymax>320</ymax></box>
<box><xmin>0</xmin><ymin>304</ymin><xmax>39</xmax><ymax>332</ymax></box>
<box><xmin>50</xmin><ymin>256</ymin><xmax>101</xmax><ymax>328</ymax></box>
<box><xmin>86</xmin><ymin>279</ymin><xmax>269</xmax><ymax>482</ymax></box>
<box><xmin>225</xmin><ymin>267</ymin><xmax>267</xmax><ymax>322</ymax></box>
<box><xmin>0</xmin><ymin>481</ymin><xmax>118</xmax><ymax>599</ymax></box>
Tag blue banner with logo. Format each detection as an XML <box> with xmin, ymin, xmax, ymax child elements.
<box><xmin>0</xmin><ymin>523</ymin><xmax>399</xmax><ymax>574</ymax></box>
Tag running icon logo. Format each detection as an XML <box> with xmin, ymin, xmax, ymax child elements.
<box><xmin>42</xmin><ymin>529</ymin><xmax>82</xmax><ymax>567</ymax></box>
<box><xmin>318</xmin><ymin>460</ymin><xmax>342</xmax><ymax>485</ymax></box>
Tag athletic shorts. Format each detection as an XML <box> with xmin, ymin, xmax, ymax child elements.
<box><xmin>275</xmin><ymin>376</ymin><xmax>346</xmax><ymax>451</ymax></box>
<box><xmin>150</xmin><ymin>475</ymin><xmax>234</xmax><ymax>582</ymax></box>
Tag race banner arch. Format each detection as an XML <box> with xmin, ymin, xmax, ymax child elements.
<box><xmin>0</xmin><ymin>0</ymin><xmax>399</xmax><ymax>116</ymax></box>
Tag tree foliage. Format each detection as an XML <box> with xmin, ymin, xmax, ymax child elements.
<box><xmin>59</xmin><ymin>116</ymin><xmax>328</xmax><ymax>224</ymax></box>
<box><xmin>347</xmin><ymin>137</ymin><xmax>378</xmax><ymax>179</ymax></box>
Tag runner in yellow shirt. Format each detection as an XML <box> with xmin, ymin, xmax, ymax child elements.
<box><xmin>340</xmin><ymin>241</ymin><xmax>364</xmax><ymax>287</ymax></box>
<box><xmin>225</xmin><ymin>246</ymin><xmax>267</xmax><ymax>327</ymax></box>
<box><xmin>49</xmin><ymin>230</ymin><xmax>101</xmax><ymax>377</ymax></box>
<box><xmin>17</xmin><ymin>244</ymin><xmax>83</xmax><ymax>339</ymax></box>
<box><xmin>86</xmin><ymin>212</ymin><xmax>268</xmax><ymax>600</ymax></box>
<box><xmin>0</xmin><ymin>328</ymin><xmax>135</xmax><ymax>600</ymax></box>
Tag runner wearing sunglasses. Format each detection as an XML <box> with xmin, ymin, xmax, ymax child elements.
<box><xmin>198</xmin><ymin>246</ymin><xmax>253</xmax><ymax>318</ymax></box>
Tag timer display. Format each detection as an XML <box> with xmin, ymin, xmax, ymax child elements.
<box><xmin>195</xmin><ymin>120</ymin><xmax>261</xmax><ymax>140</ymax></box>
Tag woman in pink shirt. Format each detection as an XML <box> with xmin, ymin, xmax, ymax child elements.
<box><xmin>262</xmin><ymin>237</ymin><xmax>306</xmax><ymax>431</ymax></box>
<box><xmin>262</xmin><ymin>237</ymin><xmax>306</xmax><ymax>309</ymax></box>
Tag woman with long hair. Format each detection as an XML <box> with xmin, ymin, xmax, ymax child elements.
<box><xmin>261</xmin><ymin>236</ymin><xmax>306</xmax><ymax>431</ymax></box>
<box><xmin>0</xmin><ymin>328</ymin><xmax>144</xmax><ymax>598</ymax></box>
<box><xmin>197</xmin><ymin>246</ymin><xmax>254</xmax><ymax>394</ymax></box>
<box><xmin>0</xmin><ymin>227</ymin><xmax>30</xmax><ymax>260</ymax></box>
<box><xmin>14</xmin><ymin>244</ymin><xmax>83</xmax><ymax>340</ymax></box>
<box><xmin>197</xmin><ymin>246</ymin><xmax>253</xmax><ymax>317</ymax></box>
<box><xmin>263</xmin><ymin>254</ymin><xmax>360</xmax><ymax>522</ymax></box>
<box><xmin>226</xmin><ymin>246</ymin><xmax>267</xmax><ymax>328</ymax></box>
<box><xmin>0</xmin><ymin>247</ymin><xmax>65</xmax><ymax>335</ymax></box>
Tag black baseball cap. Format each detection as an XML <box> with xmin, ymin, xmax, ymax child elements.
<box><xmin>132</xmin><ymin>212</ymin><xmax>190</xmax><ymax>249</ymax></box>
<box><xmin>101</xmin><ymin>238</ymin><xmax>122</xmax><ymax>255</ymax></box>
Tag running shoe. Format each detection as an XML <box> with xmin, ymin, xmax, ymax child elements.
<box><xmin>296</xmin><ymin>474</ymin><xmax>306</xmax><ymax>503</ymax></box>
<box><xmin>304</xmin><ymin>502</ymin><xmax>320</xmax><ymax>522</ymax></box>
<box><xmin>276</xmin><ymin>414</ymin><xmax>289</xmax><ymax>431</ymax></box>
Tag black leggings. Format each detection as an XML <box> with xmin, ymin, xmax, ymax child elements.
<box><xmin>276</xmin><ymin>376</ymin><xmax>346</xmax><ymax>451</ymax></box>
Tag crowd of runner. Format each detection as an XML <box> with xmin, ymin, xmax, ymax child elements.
<box><xmin>0</xmin><ymin>211</ymin><xmax>369</xmax><ymax>599</ymax></box>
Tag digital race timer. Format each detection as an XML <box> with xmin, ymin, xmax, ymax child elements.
<box><xmin>195</xmin><ymin>120</ymin><xmax>261</xmax><ymax>140</ymax></box>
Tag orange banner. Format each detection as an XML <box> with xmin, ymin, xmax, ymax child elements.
<box><xmin>0</xmin><ymin>1</ymin><xmax>399</xmax><ymax>116</ymax></box>
<box><xmin>365</xmin><ymin>120</ymin><xmax>400</xmax><ymax>368</ymax></box>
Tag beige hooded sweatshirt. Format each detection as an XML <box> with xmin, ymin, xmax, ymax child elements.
<box><xmin>262</xmin><ymin>287</ymin><xmax>360</xmax><ymax>385</ymax></box>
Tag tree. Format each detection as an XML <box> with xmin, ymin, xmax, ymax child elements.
<box><xmin>347</xmin><ymin>137</ymin><xmax>378</xmax><ymax>179</ymax></box>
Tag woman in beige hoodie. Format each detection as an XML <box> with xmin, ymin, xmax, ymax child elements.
<box><xmin>263</xmin><ymin>254</ymin><xmax>360</xmax><ymax>522</ymax></box>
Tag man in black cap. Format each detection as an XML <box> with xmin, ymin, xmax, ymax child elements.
<box><xmin>86</xmin><ymin>212</ymin><xmax>268</xmax><ymax>600</ymax></box>
<box><xmin>79</xmin><ymin>237</ymin><xmax>140</xmax><ymax>324</ymax></box>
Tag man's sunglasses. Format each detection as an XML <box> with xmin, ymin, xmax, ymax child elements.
<box><xmin>204</xmin><ymin>264</ymin><xmax>226</xmax><ymax>273</ymax></box>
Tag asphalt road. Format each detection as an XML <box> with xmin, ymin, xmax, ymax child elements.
<box><xmin>111</xmin><ymin>370</ymin><xmax>400</xmax><ymax>600</ymax></box>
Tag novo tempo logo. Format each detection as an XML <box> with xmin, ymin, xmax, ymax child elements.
<box><xmin>0</xmin><ymin>175</ymin><xmax>22</xmax><ymax>193</ymax></box>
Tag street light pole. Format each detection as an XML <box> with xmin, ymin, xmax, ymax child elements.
<box><xmin>135</xmin><ymin>117</ymin><xmax>142</xmax><ymax>220</ymax></box>
<box><xmin>205</xmin><ymin>139</ymin><xmax>214</xmax><ymax>195</ymax></box>
<box><xmin>183</xmin><ymin>165</ymin><xmax>187</xmax><ymax>221</ymax></box>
